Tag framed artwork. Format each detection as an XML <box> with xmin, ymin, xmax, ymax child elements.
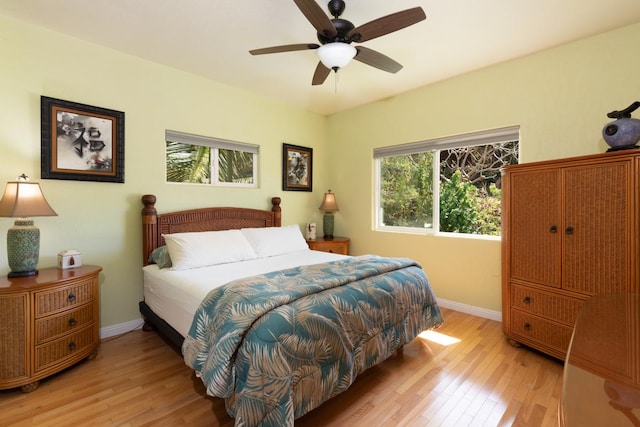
<box><xmin>282</xmin><ymin>143</ymin><xmax>312</xmax><ymax>191</ymax></box>
<box><xmin>41</xmin><ymin>96</ymin><xmax>125</xmax><ymax>183</ymax></box>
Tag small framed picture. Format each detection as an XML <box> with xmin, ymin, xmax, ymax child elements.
<box><xmin>282</xmin><ymin>143</ymin><xmax>312</xmax><ymax>192</ymax></box>
<box><xmin>41</xmin><ymin>96</ymin><xmax>125</xmax><ymax>183</ymax></box>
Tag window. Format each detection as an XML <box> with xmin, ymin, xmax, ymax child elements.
<box><xmin>165</xmin><ymin>130</ymin><xmax>258</xmax><ymax>187</ymax></box>
<box><xmin>374</xmin><ymin>126</ymin><xmax>519</xmax><ymax>237</ymax></box>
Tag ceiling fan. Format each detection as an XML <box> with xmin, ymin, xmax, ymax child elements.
<box><xmin>249</xmin><ymin>0</ymin><xmax>427</xmax><ymax>86</ymax></box>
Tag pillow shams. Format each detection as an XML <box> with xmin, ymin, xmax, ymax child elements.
<box><xmin>163</xmin><ymin>229</ymin><xmax>257</xmax><ymax>270</ymax></box>
<box><xmin>148</xmin><ymin>245</ymin><xmax>172</xmax><ymax>269</ymax></box>
<box><xmin>241</xmin><ymin>225</ymin><xmax>309</xmax><ymax>258</ymax></box>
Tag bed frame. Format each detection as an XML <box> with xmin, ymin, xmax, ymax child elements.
<box><xmin>139</xmin><ymin>194</ymin><xmax>282</xmax><ymax>349</ymax></box>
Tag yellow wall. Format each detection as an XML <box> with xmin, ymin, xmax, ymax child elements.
<box><xmin>327</xmin><ymin>23</ymin><xmax>640</xmax><ymax>312</ymax></box>
<box><xmin>1</xmin><ymin>11</ymin><xmax>639</xmax><ymax>328</ymax></box>
<box><xmin>0</xmin><ymin>15</ymin><xmax>328</xmax><ymax>328</ymax></box>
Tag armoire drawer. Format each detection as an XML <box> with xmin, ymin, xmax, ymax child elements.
<box><xmin>510</xmin><ymin>283</ymin><xmax>585</xmax><ymax>326</ymax></box>
<box><xmin>510</xmin><ymin>309</ymin><xmax>574</xmax><ymax>354</ymax></box>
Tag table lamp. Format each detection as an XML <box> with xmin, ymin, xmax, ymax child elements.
<box><xmin>319</xmin><ymin>190</ymin><xmax>339</xmax><ymax>239</ymax></box>
<box><xmin>0</xmin><ymin>174</ymin><xmax>57</xmax><ymax>277</ymax></box>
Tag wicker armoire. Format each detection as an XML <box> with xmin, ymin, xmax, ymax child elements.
<box><xmin>501</xmin><ymin>149</ymin><xmax>640</xmax><ymax>360</ymax></box>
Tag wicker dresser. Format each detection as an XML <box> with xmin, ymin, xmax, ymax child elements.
<box><xmin>0</xmin><ymin>265</ymin><xmax>101</xmax><ymax>392</ymax></box>
<box><xmin>501</xmin><ymin>149</ymin><xmax>640</xmax><ymax>360</ymax></box>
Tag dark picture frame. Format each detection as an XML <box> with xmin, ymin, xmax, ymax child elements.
<box><xmin>282</xmin><ymin>143</ymin><xmax>313</xmax><ymax>192</ymax></box>
<box><xmin>41</xmin><ymin>96</ymin><xmax>125</xmax><ymax>183</ymax></box>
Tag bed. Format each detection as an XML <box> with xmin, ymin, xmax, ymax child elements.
<box><xmin>139</xmin><ymin>194</ymin><xmax>444</xmax><ymax>426</ymax></box>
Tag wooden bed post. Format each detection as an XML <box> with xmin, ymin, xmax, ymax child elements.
<box><xmin>141</xmin><ymin>194</ymin><xmax>158</xmax><ymax>265</ymax></box>
<box><xmin>271</xmin><ymin>197</ymin><xmax>281</xmax><ymax>227</ymax></box>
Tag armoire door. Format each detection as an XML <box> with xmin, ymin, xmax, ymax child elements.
<box><xmin>508</xmin><ymin>168</ymin><xmax>562</xmax><ymax>288</ymax></box>
<box><xmin>562</xmin><ymin>160</ymin><xmax>633</xmax><ymax>295</ymax></box>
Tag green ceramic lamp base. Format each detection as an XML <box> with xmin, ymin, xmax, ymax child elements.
<box><xmin>7</xmin><ymin>218</ymin><xmax>40</xmax><ymax>278</ymax></box>
<box><xmin>323</xmin><ymin>212</ymin><xmax>334</xmax><ymax>239</ymax></box>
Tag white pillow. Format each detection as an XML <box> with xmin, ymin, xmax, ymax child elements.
<box><xmin>241</xmin><ymin>225</ymin><xmax>309</xmax><ymax>258</ymax></box>
<box><xmin>163</xmin><ymin>229</ymin><xmax>257</xmax><ymax>270</ymax></box>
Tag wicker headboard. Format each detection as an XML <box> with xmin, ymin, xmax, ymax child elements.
<box><xmin>141</xmin><ymin>194</ymin><xmax>282</xmax><ymax>265</ymax></box>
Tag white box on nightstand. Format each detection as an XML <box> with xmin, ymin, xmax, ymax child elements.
<box><xmin>57</xmin><ymin>249</ymin><xmax>82</xmax><ymax>269</ymax></box>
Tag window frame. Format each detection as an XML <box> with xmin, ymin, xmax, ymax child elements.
<box><xmin>165</xmin><ymin>130</ymin><xmax>258</xmax><ymax>188</ymax></box>
<box><xmin>374</xmin><ymin>125</ymin><xmax>520</xmax><ymax>238</ymax></box>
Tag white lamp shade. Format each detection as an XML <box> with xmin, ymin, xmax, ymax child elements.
<box><xmin>319</xmin><ymin>191</ymin><xmax>339</xmax><ymax>212</ymax></box>
<box><xmin>0</xmin><ymin>181</ymin><xmax>57</xmax><ymax>218</ymax></box>
<box><xmin>317</xmin><ymin>43</ymin><xmax>357</xmax><ymax>69</ymax></box>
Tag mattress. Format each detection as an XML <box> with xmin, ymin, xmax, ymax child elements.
<box><xmin>143</xmin><ymin>248</ymin><xmax>348</xmax><ymax>336</ymax></box>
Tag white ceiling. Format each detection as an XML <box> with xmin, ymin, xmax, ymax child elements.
<box><xmin>1</xmin><ymin>0</ymin><xmax>640</xmax><ymax>115</ymax></box>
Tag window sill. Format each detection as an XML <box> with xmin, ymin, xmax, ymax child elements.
<box><xmin>375</xmin><ymin>227</ymin><xmax>501</xmax><ymax>241</ymax></box>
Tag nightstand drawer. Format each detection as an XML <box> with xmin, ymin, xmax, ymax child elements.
<box><xmin>307</xmin><ymin>237</ymin><xmax>350</xmax><ymax>255</ymax></box>
<box><xmin>34</xmin><ymin>277</ymin><xmax>97</xmax><ymax>318</ymax></box>
<box><xmin>35</xmin><ymin>325</ymin><xmax>97</xmax><ymax>372</ymax></box>
<box><xmin>35</xmin><ymin>303</ymin><xmax>97</xmax><ymax>344</ymax></box>
<box><xmin>312</xmin><ymin>242</ymin><xmax>346</xmax><ymax>254</ymax></box>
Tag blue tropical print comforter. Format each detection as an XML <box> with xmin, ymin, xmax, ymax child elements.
<box><xmin>182</xmin><ymin>255</ymin><xmax>444</xmax><ymax>426</ymax></box>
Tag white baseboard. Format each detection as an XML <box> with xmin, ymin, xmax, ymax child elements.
<box><xmin>100</xmin><ymin>318</ymin><xmax>144</xmax><ymax>339</ymax></box>
<box><xmin>437</xmin><ymin>298</ymin><xmax>502</xmax><ymax>322</ymax></box>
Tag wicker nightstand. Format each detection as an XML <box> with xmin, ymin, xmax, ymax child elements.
<box><xmin>306</xmin><ymin>237</ymin><xmax>350</xmax><ymax>255</ymax></box>
<box><xmin>0</xmin><ymin>265</ymin><xmax>101</xmax><ymax>392</ymax></box>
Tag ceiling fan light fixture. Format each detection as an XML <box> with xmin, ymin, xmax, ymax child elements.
<box><xmin>317</xmin><ymin>42</ymin><xmax>357</xmax><ymax>70</ymax></box>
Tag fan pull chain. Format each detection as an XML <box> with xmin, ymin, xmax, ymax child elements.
<box><xmin>334</xmin><ymin>70</ymin><xmax>340</xmax><ymax>94</ymax></box>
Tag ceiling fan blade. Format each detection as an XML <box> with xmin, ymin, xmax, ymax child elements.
<box><xmin>348</xmin><ymin>7</ymin><xmax>426</xmax><ymax>43</ymax></box>
<box><xmin>250</xmin><ymin>43</ymin><xmax>320</xmax><ymax>55</ymax></box>
<box><xmin>294</xmin><ymin>0</ymin><xmax>337</xmax><ymax>38</ymax></box>
<box><xmin>354</xmin><ymin>46</ymin><xmax>402</xmax><ymax>73</ymax></box>
<box><xmin>312</xmin><ymin>62</ymin><xmax>331</xmax><ymax>85</ymax></box>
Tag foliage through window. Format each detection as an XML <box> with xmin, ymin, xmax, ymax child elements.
<box><xmin>165</xmin><ymin>130</ymin><xmax>258</xmax><ymax>187</ymax></box>
<box><xmin>374</xmin><ymin>126</ymin><xmax>519</xmax><ymax>237</ymax></box>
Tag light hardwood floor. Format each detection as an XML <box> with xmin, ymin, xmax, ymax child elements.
<box><xmin>0</xmin><ymin>308</ymin><xmax>564</xmax><ymax>426</ymax></box>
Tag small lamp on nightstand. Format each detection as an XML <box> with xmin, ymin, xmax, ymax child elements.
<box><xmin>0</xmin><ymin>174</ymin><xmax>57</xmax><ymax>277</ymax></box>
<box><xmin>319</xmin><ymin>189</ymin><xmax>339</xmax><ymax>239</ymax></box>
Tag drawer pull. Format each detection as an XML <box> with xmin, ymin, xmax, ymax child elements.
<box><xmin>328</xmin><ymin>249</ymin><xmax>334</xmax><ymax>253</ymax></box>
<box><xmin>565</xmin><ymin>226</ymin><xmax>574</xmax><ymax>235</ymax></box>
<box><xmin>524</xmin><ymin>322</ymin><xmax>532</xmax><ymax>331</ymax></box>
<box><xmin>523</xmin><ymin>296</ymin><xmax>531</xmax><ymax>304</ymax></box>
<box><xmin>68</xmin><ymin>342</ymin><xmax>77</xmax><ymax>351</ymax></box>
<box><xmin>68</xmin><ymin>318</ymin><xmax>77</xmax><ymax>327</ymax></box>
<box><xmin>549</xmin><ymin>225</ymin><xmax>557</xmax><ymax>233</ymax></box>
<box><xmin>67</xmin><ymin>293</ymin><xmax>76</xmax><ymax>302</ymax></box>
